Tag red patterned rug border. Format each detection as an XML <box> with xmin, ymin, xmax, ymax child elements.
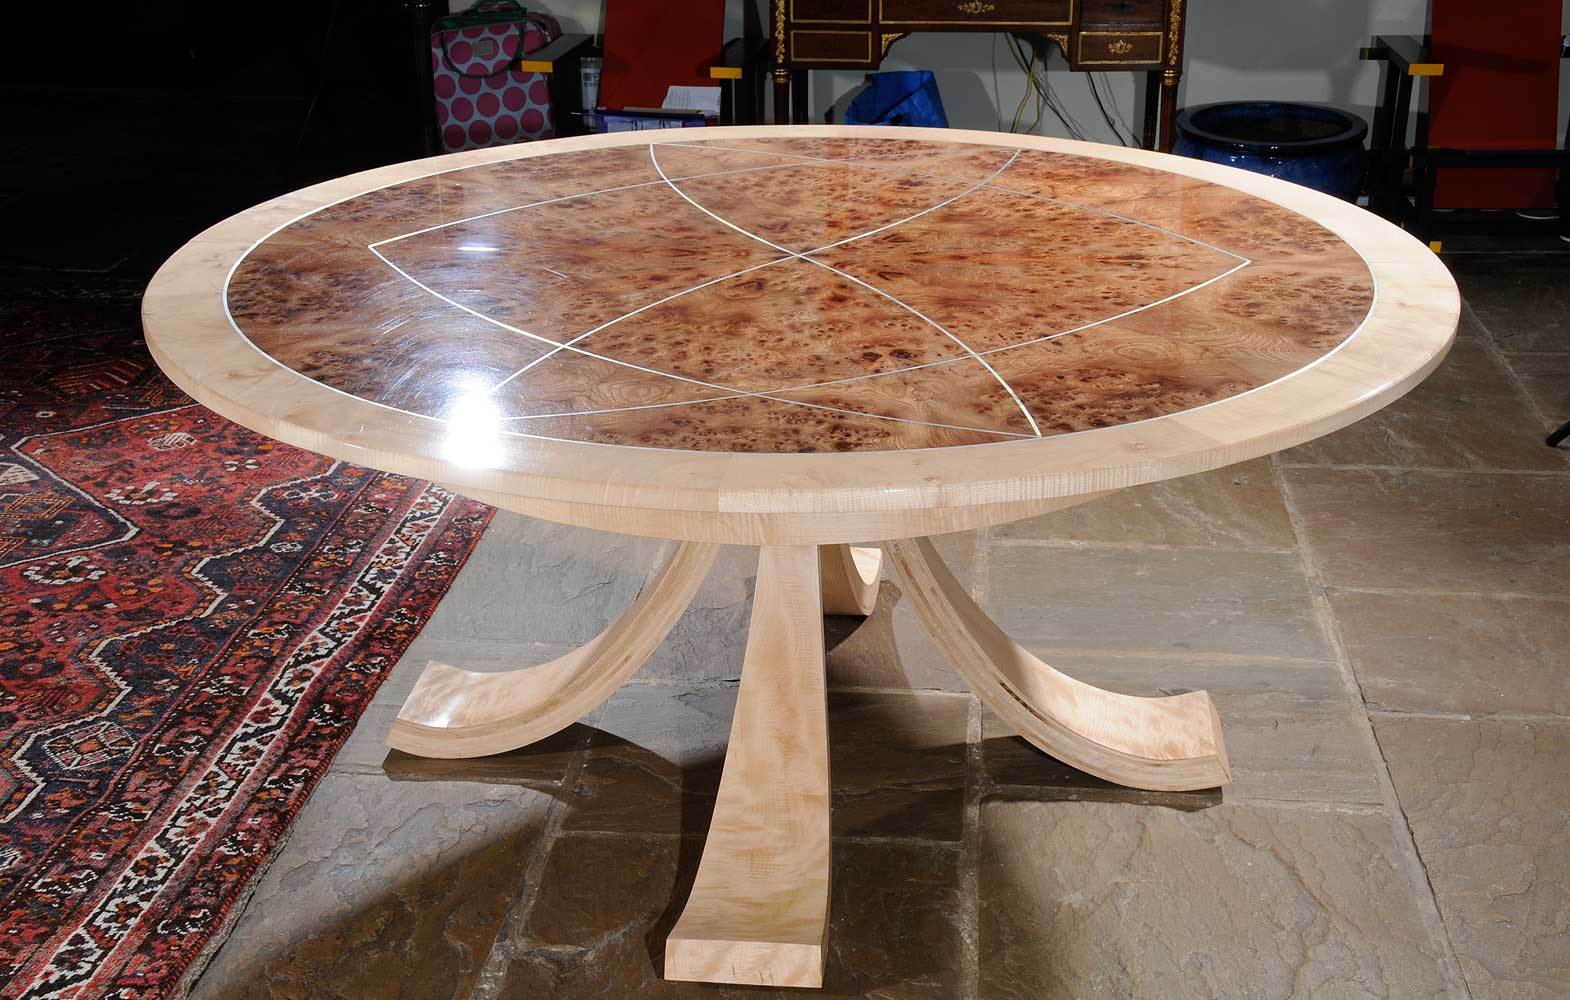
<box><xmin>0</xmin><ymin>307</ymin><xmax>495</xmax><ymax>999</ymax></box>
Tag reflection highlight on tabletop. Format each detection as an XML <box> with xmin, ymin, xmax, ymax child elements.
<box><xmin>441</xmin><ymin>384</ymin><xmax>505</xmax><ymax>468</ymax></box>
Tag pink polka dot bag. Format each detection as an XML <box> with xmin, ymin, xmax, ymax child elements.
<box><xmin>430</xmin><ymin>0</ymin><xmax>561</xmax><ymax>152</ymax></box>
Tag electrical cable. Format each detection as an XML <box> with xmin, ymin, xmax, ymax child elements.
<box><xmin>1007</xmin><ymin>36</ymin><xmax>1036</xmax><ymax>133</ymax></box>
<box><xmin>1086</xmin><ymin>71</ymin><xmax>1118</xmax><ymax>142</ymax></box>
<box><xmin>1031</xmin><ymin>71</ymin><xmax>1045</xmax><ymax>134</ymax></box>
<box><xmin>1101</xmin><ymin>74</ymin><xmax>1139</xmax><ymax>142</ymax></box>
<box><xmin>1087</xmin><ymin>72</ymin><xmax>1132</xmax><ymax>146</ymax></box>
<box><xmin>1037</xmin><ymin>41</ymin><xmax>1094</xmax><ymax>140</ymax></box>
<box><xmin>1008</xmin><ymin>33</ymin><xmax>1090</xmax><ymax>140</ymax></box>
<box><xmin>1022</xmin><ymin>38</ymin><xmax>1045</xmax><ymax>134</ymax></box>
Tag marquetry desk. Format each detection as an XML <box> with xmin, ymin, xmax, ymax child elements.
<box><xmin>142</xmin><ymin>125</ymin><xmax>1457</xmax><ymax>989</ymax></box>
<box><xmin>773</xmin><ymin>0</ymin><xmax>1190</xmax><ymax>149</ymax></box>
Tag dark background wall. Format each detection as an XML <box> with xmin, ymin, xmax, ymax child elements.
<box><xmin>1</xmin><ymin>1</ymin><xmax>431</xmax><ymax>278</ymax></box>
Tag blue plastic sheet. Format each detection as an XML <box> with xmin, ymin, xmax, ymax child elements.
<box><xmin>844</xmin><ymin>71</ymin><xmax>948</xmax><ymax>128</ymax></box>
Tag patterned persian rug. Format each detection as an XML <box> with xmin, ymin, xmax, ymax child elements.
<box><xmin>0</xmin><ymin>288</ymin><xmax>493</xmax><ymax>998</ymax></box>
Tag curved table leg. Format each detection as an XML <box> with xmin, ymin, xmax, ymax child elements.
<box><xmin>385</xmin><ymin>540</ymin><xmax>719</xmax><ymax>759</ymax></box>
<box><xmin>818</xmin><ymin>543</ymin><xmax>882</xmax><ymax>615</ymax></box>
<box><xmin>884</xmin><ymin>537</ymin><xmax>1231</xmax><ymax>792</ymax></box>
<box><xmin>666</xmin><ymin>545</ymin><xmax>831</xmax><ymax>988</ymax></box>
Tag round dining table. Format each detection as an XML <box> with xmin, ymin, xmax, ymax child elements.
<box><xmin>142</xmin><ymin>125</ymin><xmax>1458</xmax><ymax>989</ymax></box>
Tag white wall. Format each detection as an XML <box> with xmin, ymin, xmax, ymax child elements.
<box><xmin>462</xmin><ymin>0</ymin><xmax>1569</xmax><ymax>146</ymax></box>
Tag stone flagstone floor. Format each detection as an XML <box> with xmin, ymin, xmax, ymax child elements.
<box><xmin>189</xmin><ymin>251</ymin><xmax>1569</xmax><ymax>1000</ymax></box>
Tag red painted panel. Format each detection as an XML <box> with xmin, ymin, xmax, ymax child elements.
<box><xmin>1428</xmin><ymin>0</ymin><xmax>1562</xmax><ymax>209</ymax></box>
<box><xmin>598</xmin><ymin>0</ymin><xmax>727</xmax><ymax>111</ymax></box>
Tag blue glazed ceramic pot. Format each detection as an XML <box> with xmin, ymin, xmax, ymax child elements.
<box><xmin>1173</xmin><ymin>102</ymin><xmax>1368</xmax><ymax>200</ymax></box>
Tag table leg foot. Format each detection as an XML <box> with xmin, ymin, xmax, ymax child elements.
<box><xmin>818</xmin><ymin>544</ymin><xmax>882</xmax><ymax>615</ymax></box>
<box><xmin>665</xmin><ymin>545</ymin><xmax>831</xmax><ymax>987</ymax></box>
<box><xmin>884</xmin><ymin>537</ymin><xmax>1231</xmax><ymax>792</ymax></box>
<box><xmin>385</xmin><ymin>541</ymin><xmax>718</xmax><ymax>759</ymax></box>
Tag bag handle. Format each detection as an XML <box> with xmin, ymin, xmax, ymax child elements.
<box><xmin>435</xmin><ymin>11</ymin><xmax>550</xmax><ymax>80</ymax></box>
<box><xmin>432</xmin><ymin>0</ymin><xmax>529</xmax><ymax>34</ymax></box>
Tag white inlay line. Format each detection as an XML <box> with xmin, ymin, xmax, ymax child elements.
<box><xmin>666</xmin><ymin>140</ymin><xmax>1252</xmax><ymax>263</ymax></box>
<box><xmin>364</xmin><ymin>152</ymin><xmax>1027</xmax><ymax>436</ymax></box>
<box><xmin>492</xmin><ymin>245</ymin><xmax>1251</xmax><ymax>417</ymax></box>
<box><xmin>482</xmin><ymin>140</ymin><xmax>1260</xmax><ymax>423</ymax></box>
<box><xmin>631</xmin><ymin>140</ymin><xmax>1259</xmax><ymax>395</ymax></box>
<box><xmin>367</xmin><ymin>139</ymin><xmax>1249</xmax><ymax>433</ymax></box>
<box><xmin>489</xmin><ymin>149</ymin><xmax>1014</xmax><ymax>395</ymax></box>
<box><xmin>369</xmin><ymin>157</ymin><xmax>821</xmax><ymax>250</ymax></box>
<box><xmin>487</xmin><ymin>254</ymin><xmax>789</xmax><ymax>393</ymax></box>
<box><xmin>771</xmin><ymin>254</ymin><xmax>1254</xmax><ymax>394</ymax></box>
<box><xmin>644</xmin><ymin>143</ymin><xmax>1044</xmax><ymax>436</ymax></box>
<box><xmin>364</xmin><ymin>240</ymin><xmax>1019</xmax><ymax>439</ymax></box>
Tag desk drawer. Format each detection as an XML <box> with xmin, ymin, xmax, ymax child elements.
<box><xmin>878</xmin><ymin>0</ymin><xmax>1072</xmax><ymax>27</ymax></box>
<box><xmin>1080</xmin><ymin>0</ymin><xmax>1164</xmax><ymax>28</ymax></box>
<box><xmin>791</xmin><ymin>0</ymin><xmax>872</xmax><ymax>23</ymax></box>
<box><xmin>1077</xmin><ymin>30</ymin><xmax>1163</xmax><ymax>64</ymax></box>
<box><xmin>790</xmin><ymin>29</ymin><xmax>875</xmax><ymax>63</ymax></box>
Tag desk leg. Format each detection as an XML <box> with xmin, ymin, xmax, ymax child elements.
<box><xmin>1159</xmin><ymin>68</ymin><xmax>1181</xmax><ymax>152</ymax></box>
<box><xmin>791</xmin><ymin>68</ymin><xmax>809</xmax><ymax>123</ymax></box>
<box><xmin>1142</xmin><ymin>71</ymin><xmax>1161</xmax><ymax>150</ymax></box>
<box><xmin>665</xmin><ymin>545</ymin><xmax>832</xmax><ymax>988</ymax></box>
<box><xmin>885</xmin><ymin>536</ymin><xmax>1231</xmax><ymax>791</ymax></box>
<box><xmin>773</xmin><ymin>67</ymin><xmax>791</xmax><ymax>124</ymax></box>
<box><xmin>385</xmin><ymin>541</ymin><xmax>717</xmax><ymax>758</ymax></box>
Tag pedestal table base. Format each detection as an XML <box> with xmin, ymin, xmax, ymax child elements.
<box><xmin>385</xmin><ymin>539</ymin><xmax>1231</xmax><ymax>988</ymax></box>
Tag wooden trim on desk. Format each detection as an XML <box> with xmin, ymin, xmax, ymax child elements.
<box><xmin>775</xmin><ymin>0</ymin><xmax>787</xmax><ymax>68</ymax></box>
<box><xmin>878</xmin><ymin>0</ymin><xmax>1073</xmax><ymax>27</ymax></box>
<box><xmin>791</xmin><ymin>0</ymin><xmax>873</xmax><ymax>23</ymax></box>
<box><xmin>1166</xmin><ymin>0</ymin><xmax>1184</xmax><ymax>68</ymax></box>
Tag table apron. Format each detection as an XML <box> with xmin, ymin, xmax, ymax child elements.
<box><xmin>439</xmin><ymin>484</ymin><xmax>1105</xmax><ymax>545</ymax></box>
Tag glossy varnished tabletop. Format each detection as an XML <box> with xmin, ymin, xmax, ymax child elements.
<box><xmin>144</xmin><ymin>126</ymin><xmax>1456</xmax><ymax>546</ymax></box>
<box><xmin>143</xmin><ymin>127</ymin><xmax>1459</xmax><ymax>989</ymax></box>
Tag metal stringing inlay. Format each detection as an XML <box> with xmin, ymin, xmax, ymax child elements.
<box><xmin>224</xmin><ymin>136</ymin><xmax>1375</xmax><ymax>454</ymax></box>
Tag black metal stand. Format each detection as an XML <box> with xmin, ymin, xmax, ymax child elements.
<box><xmin>1411</xmin><ymin>145</ymin><xmax>1570</xmax><ymax>246</ymax></box>
<box><xmin>1361</xmin><ymin>35</ymin><xmax>1436</xmax><ymax>223</ymax></box>
<box><xmin>712</xmin><ymin>37</ymin><xmax>770</xmax><ymax>126</ymax></box>
<box><xmin>524</xmin><ymin>34</ymin><xmax>598</xmax><ymax>137</ymax></box>
<box><xmin>1361</xmin><ymin>33</ymin><xmax>1570</xmax><ymax>249</ymax></box>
